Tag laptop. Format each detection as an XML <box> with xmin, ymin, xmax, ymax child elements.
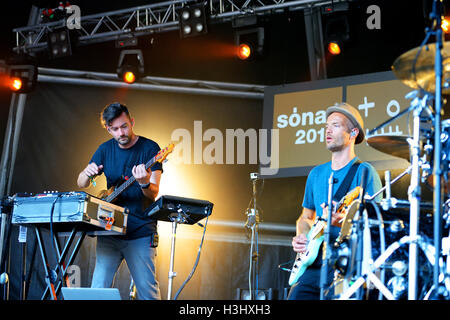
<box><xmin>61</xmin><ymin>287</ymin><xmax>122</xmax><ymax>300</ymax></box>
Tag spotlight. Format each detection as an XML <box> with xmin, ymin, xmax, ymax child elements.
<box><xmin>442</xmin><ymin>17</ymin><xmax>450</xmax><ymax>33</ymax></box>
<box><xmin>327</xmin><ymin>41</ymin><xmax>341</xmax><ymax>55</ymax></box>
<box><xmin>234</xmin><ymin>27</ymin><xmax>265</xmax><ymax>61</ymax></box>
<box><xmin>323</xmin><ymin>14</ymin><xmax>350</xmax><ymax>56</ymax></box>
<box><xmin>116</xmin><ymin>49</ymin><xmax>145</xmax><ymax>84</ymax></box>
<box><xmin>237</xmin><ymin>43</ymin><xmax>252</xmax><ymax>60</ymax></box>
<box><xmin>9</xmin><ymin>77</ymin><xmax>23</xmax><ymax>92</ymax></box>
<box><xmin>123</xmin><ymin>71</ymin><xmax>136</xmax><ymax>84</ymax></box>
<box><xmin>47</xmin><ymin>28</ymin><xmax>72</xmax><ymax>59</ymax></box>
<box><xmin>178</xmin><ymin>4</ymin><xmax>208</xmax><ymax>38</ymax></box>
<box><xmin>6</xmin><ymin>55</ymin><xmax>38</xmax><ymax>93</ymax></box>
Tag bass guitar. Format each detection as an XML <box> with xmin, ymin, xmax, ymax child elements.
<box><xmin>288</xmin><ymin>186</ymin><xmax>361</xmax><ymax>286</ymax></box>
<box><xmin>97</xmin><ymin>143</ymin><xmax>174</xmax><ymax>203</ymax></box>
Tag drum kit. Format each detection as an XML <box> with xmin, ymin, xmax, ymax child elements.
<box><xmin>327</xmin><ymin>3</ymin><xmax>450</xmax><ymax>300</ymax></box>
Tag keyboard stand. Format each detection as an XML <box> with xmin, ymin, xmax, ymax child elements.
<box><xmin>34</xmin><ymin>226</ymin><xmax>86</xmax><ymax>300</ymax></box>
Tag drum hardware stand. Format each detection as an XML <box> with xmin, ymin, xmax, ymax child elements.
<box><xmin>338</xmin><ymin>235</ymin><xmax>433</xmax><ymax>300</ymax></box>
<box><xmin>245</xmin><ymin>172</ymin><xmax>261</xmax><ymax>300</ymax></box>
<box><xmin>406</xmin><ymin>93</ymin><xmax>430</xmax><ymax>299</ymax></box>
<box><xmin>365</xmin><ymin>166</ymin><xmax>412</xmax><ymax>204</ymax></box>
<box><xmin>429</xmin><ymin>0</ymin><xmax>445</xmax><ymax>299</ymax></box>
<box><xmin>368</xmin><ymin>88</ymin><xmax>433</xmax><ymax>299</ymax></box>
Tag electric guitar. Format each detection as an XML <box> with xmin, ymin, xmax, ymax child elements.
<box><xmin>97</xmin><ymin>143</ymin><xmax>174</xmax><ymax>203</ymax></box>
<box><xmin>288</xmin><ymin>186</ymin><xmax>361</xmax><ymax>286</ymax></box>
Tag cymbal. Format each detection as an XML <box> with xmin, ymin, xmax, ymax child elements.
<box><xmin>392</xmin><ymin>42</ymin><xmax>450</xmax><ymax>93</ymax></box>
<box><xmin>367</xmin><ymin>135</ymin><xmax>411</xmax><ymax>161</ymax></box>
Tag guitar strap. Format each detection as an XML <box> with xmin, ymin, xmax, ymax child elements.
<box><xmin>310</xmin><ymin>159</ymin><xmax>362</xmax><ymax>268</ymax></box>
<box><xmin>332</xmin><ymin>159</ymin><xmax>362</xmax><ymax>203</ymax></box>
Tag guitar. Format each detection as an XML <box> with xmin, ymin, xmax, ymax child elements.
<box><xmin>288</xmin><ymin>186</ymin><xmax>361</xmax><ymax>286</ymax></box>
<box><xmin>97</xmin><ymin>143</ymin><xmax>174</xmax><ymax>204</ymax></box>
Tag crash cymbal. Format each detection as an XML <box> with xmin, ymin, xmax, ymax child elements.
<box><xmin>367</xmin><ymin>135</ymin><xmax>411</xmax><ymax>161</ymax></box>
<box><xmin>392</xmin><ymin>42</ymin><xmax>450</xmax><ymax>93</ymax></box>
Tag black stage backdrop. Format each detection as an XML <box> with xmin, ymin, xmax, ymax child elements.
<box><xmin>4</xmin><ymin>81</ymin><xmax>302</xmax><ymax>300</ymax></box>
<box><xmin>3</xmin><ymin>76</ymin><xmax>442</xmax><ymax>300</ymax></box>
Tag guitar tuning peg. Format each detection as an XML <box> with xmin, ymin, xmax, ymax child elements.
<box><xmin>163</xmin><ymin>159</ymin><xmax>168</xmax><ymax>163</ymax></box>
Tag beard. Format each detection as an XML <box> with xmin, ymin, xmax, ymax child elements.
<box><xmin>326</xmin><ymin>140</ymin><xmax>344</xmax><ymax>152</ymax></box>
<box><xmin>116</xmin><ymin>134</ymin><xmax>131</xmax><ymax>145</ymax></box>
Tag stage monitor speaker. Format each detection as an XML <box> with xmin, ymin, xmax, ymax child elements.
<box><xmin>61</xmin><ymin>287</ymin><xmax>121</xmax><ymax>300</ymax></box>
<box><xmin>236</xmin><ymin>288</ymin><xmax>275</xmax><ymax>300</ymax></box>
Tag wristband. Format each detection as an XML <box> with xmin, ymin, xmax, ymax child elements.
<box><xmin>139</xmin><ymin>182</ymin><xmax>150</xmax><ymax>189</ymax></box>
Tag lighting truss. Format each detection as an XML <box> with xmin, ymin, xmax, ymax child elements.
<box><xmin>13</xmin><ymin>0</ymin><xmax>349</xmax><ymax>53</ymax></box>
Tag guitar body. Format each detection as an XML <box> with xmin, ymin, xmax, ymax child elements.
<box><xmin>288</xmin><ymin>186</ymin><xmax>362</xmax><ymax>286</ymax></box>
<box><xmin>94</xmin><ymin>143</ymin><xmax>174</xmax><ymax>204</ymax></box>
<box><xmin>97</xmin><ymin>187</ymin><xmax>115</xmax><ymax>202</ymax></box>
<box><xmin>288</xmin><ymin>220</ymin><xmax>325</xmax><ymax>286</ymax></box>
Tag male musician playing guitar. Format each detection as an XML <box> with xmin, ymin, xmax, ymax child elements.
<box><xmin>77</xmin><ymin>103</ymin><xmax>163</xmax><ymax>300</ymax></box>
<box><xmin>287</xmin><ymin>103</ymin><xmax>382</xmax><ymax>300</ymax></box>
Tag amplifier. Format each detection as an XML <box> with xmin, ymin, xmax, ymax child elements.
<box><xmin>12</xmin><ymin>191</ymin><xmax>128</xmax><ymax>235</ymax></box>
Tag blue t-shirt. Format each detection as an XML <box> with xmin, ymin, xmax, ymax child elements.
<box><xmin>90</xmin><ymin>136</ymin><xmax>163</xmax><ymax>240</ymax></box>
<box><xmin>302</xmin><ymin>157</ymin><xmax>382</xmax><ymax>219</ymax></box>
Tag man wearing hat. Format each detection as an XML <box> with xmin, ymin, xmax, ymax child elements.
<box><xmin>287</xmin><ymin>102</ymin><xmax>382</xmax><ymax>300</ymax></box>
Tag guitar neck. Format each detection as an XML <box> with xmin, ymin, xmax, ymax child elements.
<box><xmin>104</xmin><ymin>155</ymin><xmax>157</xmax><ymax>203</ymax></box>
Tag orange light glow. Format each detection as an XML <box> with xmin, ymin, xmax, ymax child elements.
<box><xmin>9</xmin><ymin>77</ymin><xmax>23</xmax><ymax>91</ymax></box>
<box><xmin>123</xmin><ymin>71</ymin><xmax>136</xmax><ymax>84</ymax></box>
<box><xmin>442</xmin><ymin>18</ymin><xmax>450</xmax><ymax>33</ymax></box>
<box><xmin>328</xmin><ymin>42</ymin><xmax>341</xmax><ymax>55</ymax></box>
<box><xmin>237</xmin><ymin>43</ymin><xmax>252</xmax><ymax>60</ymax></box>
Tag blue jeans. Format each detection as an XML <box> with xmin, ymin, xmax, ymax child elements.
<box><xmin>91</xmin><ymin>235</ymin><xmax>161</xmax><ymax>300</ymax></box>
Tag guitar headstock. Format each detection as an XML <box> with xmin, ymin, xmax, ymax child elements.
<box><xmin>155</xmin><ymin>143</ymin><xmax>175</xmax><ymax>163</ymax></box>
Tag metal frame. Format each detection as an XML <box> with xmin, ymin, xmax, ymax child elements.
<box><xmin>37</xmin><ymin>67</ymin><xmax>265</xmax><ymax>99</ymax></box>
<box><xmin>13</xmin><ymin>0</ymin><xmax>349</xmax><ymax>53</ymax></box>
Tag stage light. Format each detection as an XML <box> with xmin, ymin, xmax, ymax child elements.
<box><xmin>9</xmin><ymin>77</ymin><xmax>22</xmax><ymax>92</ymax></box>
<box><xmin>47</xmin><ymin>28</ymin><xmax>72</xmax><ymax>59</ymax></box>
<box><xmin>234</xmin><ymin>27</ymin><xmax>265</xmax><ymax>61</ymax></box>
<box><xmin>442</xmin><ymin>17</ymin><xmax>450</xmax><ymax>33</ymax></box>
<box><xmin>116</xmin><ymin>49</ymin><xmax>145</xmax><ymax>84</ymax></box>
<box><xmin>6</xmin><ymin>55</ymin><xmax>38</xmax><ymax>93</ymax></box>
<box><xmin>327</xmin><ymin>41</ymin><xmax>341</xmax><ymax>55</ymax></box>
<box><xmin>237</xmin><ymin>43</ymin><xmax>252</xmax><ymax>60</ymax></box>
<box><xmin>323</xmin><ymin>14</ymin><xmax>350</xmax><ymax>56</ymax></box>
<box><xmin>178</xmin><ymin>4</ymin><xmax>208</xmax><ymax>38</ymax></box>
<box><xmin>123</xmin><ymin>71</ymin><xmax>136</xmax><ymax>84</ymax></box>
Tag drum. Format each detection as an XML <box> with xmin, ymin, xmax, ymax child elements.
<box><xmin>331</xmin><ymin>200</ymin><xmax>435</xmax><ymax>300</ymax></box>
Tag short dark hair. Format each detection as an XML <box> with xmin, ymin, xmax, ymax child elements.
<box><xmin>101</xmin><ymin>102</ymin><xmax>130</xmax><ymax>127</ymax></box>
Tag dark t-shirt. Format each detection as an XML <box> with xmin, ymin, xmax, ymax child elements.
<box><xmin>90</xmin><ymin>136</ymin><xmax>163</xmax><ymax>240</ymax></box>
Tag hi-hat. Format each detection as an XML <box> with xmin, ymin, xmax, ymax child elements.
<box><xmin>392</xmin><ymin>42</ymin><xmax>450</xmax><ymax>93</ymax></box>
<box><xmin>367</xmin><ymin>135</ymin><xmax>411</xmax><ymax>161</ymax></box>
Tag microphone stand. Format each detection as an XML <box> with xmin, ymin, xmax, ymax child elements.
<box><xmin>246</xmin><ymin>173</ymin><xmax>261</xmax><ymax>300</ymax></box>
<box><xmin>354</xmin><ymin>168</ymin><xmax>368</xmax><ymax>300</ymax></box>
<box><xmin>320</xmin><ymin>172</ymin><xmax>334</xmax><ymax>300</ymax></box>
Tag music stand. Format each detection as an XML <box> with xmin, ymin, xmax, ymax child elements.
<box><xmin>146</xmin><ymin>195</ymin><xmax>213</xmax><ymax>300</ymax></box>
